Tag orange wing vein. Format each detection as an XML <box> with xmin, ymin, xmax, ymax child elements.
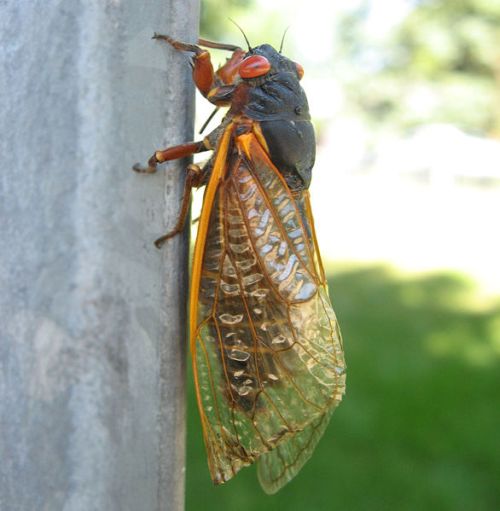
<box><xmin>190</xmin><ymin>124</ymin><xmax>346</xmax><ymax>493</ymax></box>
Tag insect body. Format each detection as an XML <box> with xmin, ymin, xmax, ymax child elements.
<box><xmin>133</xmin><ymin>33</ymin><xmax>346</xmax><ymax>494</ymax></box>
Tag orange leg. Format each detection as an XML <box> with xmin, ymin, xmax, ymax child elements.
<box><xmin>153</xmin><ymin>33</ymin><xmax>245</xmax><ymax>102</ymax></box>
<box><xmin>153</xmin><ymin>33</ymin><xmax>216</xmax><ymax>97</ymax></box>
<box><xmin>132</xmin><ymin>140</ymin><xmax>209</xmax><ymax>174</ymax></box>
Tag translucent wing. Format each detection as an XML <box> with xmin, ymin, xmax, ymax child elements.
<box><xmin>190</xmin><ymin>126</ymin><xmax>346</xmax><ymax>492</ymax></box>
<box><xmin>257</xmin><ymin>405</ymin><xmax>334</xmax><ymax>494</ymax></box>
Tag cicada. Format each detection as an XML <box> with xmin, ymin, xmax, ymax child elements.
<box><xmin>133</xmin><ymin>31</ymin><xmax>346</xmax><ymax>494</ymax></box>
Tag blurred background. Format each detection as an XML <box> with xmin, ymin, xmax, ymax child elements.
<box><xmin>187</xmin><ymin>0</ymin><xmax>500</xmax><ymax>509</ymax></box>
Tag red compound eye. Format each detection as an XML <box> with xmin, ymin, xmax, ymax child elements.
<box><xmin>239</xmin><ymin>55</ymin><xmax>271</xmax><ymax>79</ymax></box>
<box><xmin>295</xmin><ymin>62</ymin><xmax>304</xmax><ymax>80</ymax></box>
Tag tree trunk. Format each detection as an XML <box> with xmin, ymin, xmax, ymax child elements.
<box><xmin>0</xmin><ymin>1</ymin><xmax>199</xmax><ymax>510</ymax></box>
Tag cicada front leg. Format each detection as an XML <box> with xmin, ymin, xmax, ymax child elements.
<box><xmin>132</xmin><ymin>140</ymin><xmax>210</xmax><ymax>174</ymax></box>
<box><xmin>152</xmin><ymin>33</ymin><xmax>246</xmax><ymax>104</ymax></box>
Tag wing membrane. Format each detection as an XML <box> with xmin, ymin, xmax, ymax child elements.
<box><xmin>191</xmin><ymin>127</ymin><xmax>346</xmax><ymax>490</ymax></box>
<box><xmin>257</xmin><ymin>406</ymin><xmax>334</xmax><ymax>494</ymax></box>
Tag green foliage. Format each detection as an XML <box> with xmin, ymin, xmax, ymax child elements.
<box><xmin>200</xmin><ymin>0</ymin><xmax>255</xmax><ymax>40</ymax></box>
<box><xmin>336</xmin><ymin>0</ymin><xmax>500</xmax><ymax>135</ymax></box>
<box><xmin>186</xmin><ymin>265</ymin><xmax>500</xmax><ymax>510</ymax></box>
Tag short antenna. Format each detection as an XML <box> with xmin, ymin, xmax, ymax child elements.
<box><xmin>279</xmin><ymin>26</ymin><xmax>290</xmax><ymax>53</ymax></box>
<box><xmin>229</xmin><ymin>18</ymin><xmax>252</xmax><ymax>52</ymax></box>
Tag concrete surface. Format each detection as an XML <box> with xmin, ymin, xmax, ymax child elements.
<box><xmin>0</xmin><ymin>1</ymin><xmax>199</xmax><ymax>510</ymax></box>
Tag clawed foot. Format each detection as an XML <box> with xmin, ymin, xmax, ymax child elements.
<box><xmin>152</xmin><ymin>32</ymin><xmax>174</xmax><ymax>44</ymax></box>
<box><xmin>132</xmin><ymin>154</ymin><xmax>158</xmax><ymax>174</ymax></box>
<box><xmin>154</xmin><ymin>230</ymin><xmax>181</xmax><ymax>249</ymax></box>
<box><xmin>132</xmin><ymin>163</ymin><xmax>156</xmax><ymax>174</ymax></box>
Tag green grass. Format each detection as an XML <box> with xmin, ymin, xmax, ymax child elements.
<box><xmin>185</xmin><ymin>265</ymin><xmax>500</xmax><ymax>510</ymax></box>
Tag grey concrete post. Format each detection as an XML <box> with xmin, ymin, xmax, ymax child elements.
<box><xmin>0</xmin><ymin>1</ymin><xmax>199</xmax><ymax>510</ymax></box>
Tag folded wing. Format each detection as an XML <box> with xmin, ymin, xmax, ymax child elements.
<box><xmin>191</xmin><ymin>128</ymin><xmax>346</xmax><ymax>491</ymax></box>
